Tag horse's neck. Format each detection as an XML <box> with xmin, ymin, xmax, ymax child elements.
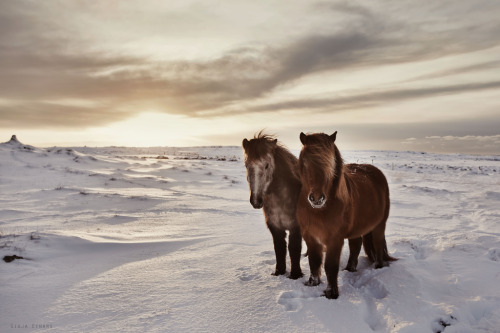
<box><xmin>272</xmin><ymin>149</ymin><xmax>297</xmax><ymax>187</ymax></box>
<box><xmin>337</xmin><ymin>169</ymin><xmax>350</xmax><ymax>202</ymax></box>
<box><xmin>331</xmin><ymin>163</ymin><xmax>349</xmax><ymax>203</ymax></box>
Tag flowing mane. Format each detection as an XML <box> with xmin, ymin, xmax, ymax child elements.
<box><xmin>244</xmin><ymin>131</ymin><xmax>279</xmax><ymax>158</ymax></box>
<box><xmin>299</xmin><ymin>132</ymin><xmax>345</xmax><ymax>202</ymax></box>
<box><xmin>244</xmin><ymin>131</ymin><xmax>299</xmax><ymax>178</ymax></box>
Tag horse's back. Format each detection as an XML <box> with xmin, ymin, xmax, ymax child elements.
<box><xmin>344</xmin><ymin>164</ymin><xmax>390</xmax><ymax>232</ymax></box>
<box><xmin>345</xmin><ymin>163</ymin><xmax>389</xmax><ymax>193</ymax></box>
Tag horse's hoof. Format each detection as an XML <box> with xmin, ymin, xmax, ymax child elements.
<box><xmin>304</xmin><ymin>276</ymin><xmax>321</xmax><ymax>286</ymax></box>
<box><xmin>272</xmin><ymin>269</ymin><xmax>286</xmax><ymax>276</ymax></box>
<box><xmin>374</xmin><ymin>261</ymin><xmax>389</xmax><ymax>269</ymax></box>
<box><xmin>323</xmin><ymin>287</ymin><xmax>339</xmax><ymax>299</ymax></box>
<box><xmin>288</xmin><ymin>271</ymin><xmax>304</xmax><ymax>280</ymax></box>
<box><xmin>344</xmin><ymin>265</ymin><xmax>357</xmax><ymax>272</ymax></box>
<box><xmin>344</xmin><ymin>259</ymin><xmax>358</xmax><ymax>272</ymax></box>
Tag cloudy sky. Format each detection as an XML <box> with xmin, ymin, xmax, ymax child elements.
<box><xmin>1</xmin><ymin>0</ymin><xmax>499</xmax><ymax>153</ymax></box>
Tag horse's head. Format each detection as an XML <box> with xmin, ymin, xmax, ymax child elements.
<box><xmin>242</xmin><ymin>133</ymin><xmax>278</xmax><ymax>209</ymax></box>
<box><xmin>298</xmin><ymin>131</ymin><xmax>339</xmax><ymax>209</ymax></box>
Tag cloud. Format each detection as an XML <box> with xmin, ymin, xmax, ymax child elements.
<box><xmin>233</xmin><ymin>80</ymin><xmax>500</xmax><ymax>115</ymax></box>
<box><xmin>424</xmin><ymin>135</ymin><xmax>500</xmax><ymax>143</ymax></box>
<box><xmin>0</xmin><ymin>102</ymin><xmax>135</xmax><ymax>129</ymax></box>
<box><xmin>1</xmin><ymin>0</ymin><xmax>500</xmax><ymax>129</ymax></box>
<box><xmin>406</xmin><ymin>60</ymin><xmax>500</xmax><ymax>82</ymax></box>
<box><xmin>199</xmin><ymin>114</ymin><xmax>500</xmax><ymax>154</ymax></box>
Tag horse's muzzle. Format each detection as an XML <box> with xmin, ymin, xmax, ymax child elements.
<box><xmin>308</xmin><ymin>193</ymin><xmax>326</xmax><ymax>209</ymax></box>
<box><xmin>250</xmin><ymin>194</ymin><xmax>263</xmax><ymax>209</ymax></box>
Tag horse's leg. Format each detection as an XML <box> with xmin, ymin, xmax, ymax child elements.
<box><xmin>345</xmin><ymin>237</ymin><xmax>362</xmax><ymax>272</ymax></box>
<box><xmin>371</xmin><ymin>222</ymin><xmax>389</xmax><ymax>269</ymax></box>
<box><xmin>288</xmin><ymin>226</ymin><xmax>304</xmax><ymax>279</ymax></box>
<box><xmin>362</xmin><ymin>232</ymin><xmax>376</xmax><ymax>262</ymax></box>
<box><xmin>324</xmin><ymin>238</ymin><xmax>344</xmax><ymax>299</ymax></box>
<box><xmin>268</xmin><ymin>224</ymin><xmax>287</xmax><ymax>275</ymax></box>
<box><xmin>302</xmin><ymin>234</ymin><xmax>323</xmax><ymax>286</ymax></box>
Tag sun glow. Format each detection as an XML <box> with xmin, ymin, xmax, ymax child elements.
<box><xmin>98</xmin><ymin>112</ymin><xmax>203</xmax><ymax>147</ymax></box>
<box><xmin>75</xmin><ymin>111</ymin><xmax>267</xmax><ymax>147</ymax></box>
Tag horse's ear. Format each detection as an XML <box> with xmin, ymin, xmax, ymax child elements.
<box><xmin>242</xmin><ymin>138</ymin><xmax>249</xmax><ymax>150</ymax></box>
<box><xmin>300</xmin><ymin>132</ymin><xmax>308</xmax><ymax>145</ymax></box>
<box><xmin>272</xmin><ymin>138</ymin><xmax>278</xmax><ymax>146</ymax></box>
<box><xmin>330</xmin><ymin>131</ymin><xmax>337</xmax><ymax>142</ymax></box>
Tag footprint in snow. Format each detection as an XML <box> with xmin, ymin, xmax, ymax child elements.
<box><xmin>364</xmin><ymin>279</ymin><xmax>389</xmax><ymax>300</ymax></box>
<box><xmin>487</xmin><ymin>248</ymin><xmax>500</xmax><ymax>261</ymax></box>
<box><xmin>235</xmin><ymin>267</ymin><xmax>261</xmax><ymax>282</ymax></box>
<box><xmin>260</xmin><ymin>259</ymin><xmax>275</xmax><ymax>265</ymax></box>
<box><xmin>278</xmin><ymin>289</ymin><xmax>324</xmax><ymax>312</ymax></box>
<box><xmin>344</xmin><ymin>270</ymin><xmax>390</xmax><ymax>330</ymax></box>
<box><xmin>347</xmin><ymin>271</ymin><xmax>390</xmax><ymax>300</ymax></box>
<box><xmin>238</xmin><ymin>272</ymin><xmax>260</xmax><ymax>282</ymax></box>
<box><xmin>277</xmin><ymin>290</ymin><xmax>303</xmax><ymax>312</ymax></box>
<box><xmin>396</xmin><ymin>239</ymin><xmax>427</xmax><ymax>259</ymax></box>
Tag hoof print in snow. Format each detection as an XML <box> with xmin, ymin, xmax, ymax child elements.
<box><xmin>487</xmin><ymin>248</ymin><xmax>500</xmax><ymax>261</ymax></box>
<box><xmin>236</xmin><ymin>267</ymin><xmax>260</xmax><ymax>282</ymax></box>
<box><xmin>238</xmin><ymin>273</ymin><xmax>259</xmax><ymax>281</ymax></box>
<box><xmin>366</xmin><ymin>279</ymin><xmax>389</xmax><ymax>300</ymax></box>
<box><xmin>277</xmin><ymin>291</ymin><xmax>303</xmax><ymax>312</ymax></box>
<box><xmin>30</xmin><ymin>232</ymin><xmax>41</xmax><ymax>241</ymax></box>
<box><xmin>408</xmin><ymin>240</ymin><xmax>427</xmax><ymax>259</ymax></box>
<box><xmin>3</xmin><ymin>255</ymin><xmax>24</xmax><ymax>263</ymax></box>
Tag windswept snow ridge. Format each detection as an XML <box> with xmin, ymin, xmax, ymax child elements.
<box><xmin>1</xmin><ymin>138</ymin><xmax>499</xmax><ymax>332</ymax></box>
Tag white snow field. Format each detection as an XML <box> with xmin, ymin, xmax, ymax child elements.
<box><xmin>1</xmin><ymin>136</ymin><xmax>499</xmax><ymax>333</ymax></box>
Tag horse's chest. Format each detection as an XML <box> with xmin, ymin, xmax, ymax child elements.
<box><xmin>296</xmin><ymin>199</ymin><xmax>349</xmax><ymax>243</ymax></box>
<box><xmin>264</xmin><ymin>194</ymin><xmax>296</xmax><ymax>230</ymax></box>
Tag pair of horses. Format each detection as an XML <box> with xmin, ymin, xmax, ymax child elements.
<box><xmin>242</xmin><ymin>131</ymin><xmax>396</xmax><ymax>299</ymax></box>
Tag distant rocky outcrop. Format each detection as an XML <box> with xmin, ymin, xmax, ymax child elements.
<box><xmin>2</xmin><ymin>135</ymin><xmax>35</xmax><ymax>151</ymax></box>
<box><xmin>6</xmin><ymin>135</ymin><xmax>21</xmax><ymax>144</ymax></box>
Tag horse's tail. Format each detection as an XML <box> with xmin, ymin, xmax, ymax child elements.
<box><xmin>362</xmin><ymin>233</ymin><xmax>398</xmax><ymax>263</ymax></box>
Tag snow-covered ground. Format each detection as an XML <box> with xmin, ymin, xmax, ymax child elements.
<box><xmin>1</xmin><ymin>136</ymin><xmax>499</xmax><ymax>332</ymax></box>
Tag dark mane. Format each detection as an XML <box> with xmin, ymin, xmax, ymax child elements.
<box><xmin>299</xmin><ymin>133</ymin><xmax>344</xmax><ymax>193</ymax></box>
<box><xmin>331</xmin><ymin>145</ymin><xmax>344</xmax><ymax>198</ymax></box>
<box><xmin>274</xmin><ymin>144</ymin><xmax>301</xmax><ymax>182</ymax></box>
<box><xmin>244</xmin><ymin>131</ymin><xmax>299</xmax><ymax>179</ymax></box>
<box><xmin>244</xmin><ymin>131</ymin><xmax>281</xmax><ymax>161</ymax></box>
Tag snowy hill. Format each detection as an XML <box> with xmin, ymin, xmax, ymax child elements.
<box><xmin>1</xmin><ymin>137</ymin><xmax>499</xmax><ymax>332</ymax></box>
<box><xmin>1</xmin><ymin>134</ymin><xmax>38</xmax><ymax>152</ymax></box>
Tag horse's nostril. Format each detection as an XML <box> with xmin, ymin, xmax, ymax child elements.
<box><xmin>319</xmin><ymin>194</ymin><xmax>325</xmax><ymax>202</ymax></box>
<box><xmin>308</xmin><ymin>194</ymin><xmax>314</xmax><ymax>202</ymax></box>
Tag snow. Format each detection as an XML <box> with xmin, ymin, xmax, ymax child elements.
<box><xmin>1</xmin><ymin>137</ymin><xmax>499</xmax><ymax>332</ymax></box>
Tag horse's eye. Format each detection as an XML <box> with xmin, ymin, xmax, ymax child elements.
<box><xmin>265</xmin><ymin>163</ymin><xmax>269</xmax><ymax>169</ymax></box>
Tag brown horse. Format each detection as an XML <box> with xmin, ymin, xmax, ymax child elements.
<box><xmin>296</xmin><ymin>131</ymin><xmax>396</xmax><ymax>299</ymax></box>
<box><xmin>242</xmin><ymin>132</ymin><xmax>303</xmax><ymax>279</ymax></box>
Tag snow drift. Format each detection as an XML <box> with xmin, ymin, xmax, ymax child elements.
<box><xmin>1</xmin><ymin>136</ymin><xmax>499</xmax><ymax>332</ymax></box>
